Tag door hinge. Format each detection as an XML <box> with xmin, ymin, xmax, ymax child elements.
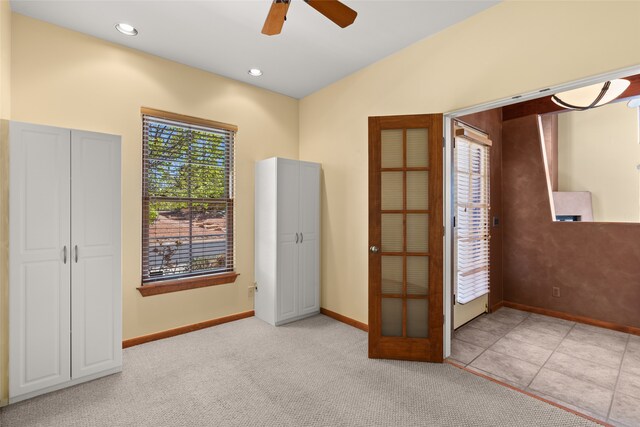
<box><xmin>453</xmin><ymin>216</ymin><xmax>456</xmax><ymax>228</ymax></box>
<box><xmin>443</xmin><ymin>314</ymin><xmax>445</xmax><ymax>325</ymax></box>
<box><xmin>442</xmin><ymin>136</ymin><xmax>446</xmax><ymax>148</ymax></box>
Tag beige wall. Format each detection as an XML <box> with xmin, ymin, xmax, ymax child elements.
<box><xmin>10</xmin><ymin>14</ymin><xmax>299</xmax><ymax>340</ymax></box>
<box><xmin>299</xmin><ymin>1</ymin><xmax>640</xmax><ymax>325</ymax></box>
<box><xmin>558</xmin><ymin>101</ymin><xmax>640</xmax><ymax>222</ymax></box>
<box><xmin>0</xmin><ymin>0</ymin><xmax>10</xmax><ymax>406</ymax></box>
<box><xmin>0</xmin><ymin>0</ymin><xmax>8</xmax><ymax>118</ymax></box>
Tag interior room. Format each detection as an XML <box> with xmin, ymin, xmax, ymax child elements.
<box><xmin>449</xmin><ymin>73</ymin><xmax>640</xmax><ymax>423</ymax></box>
<box><xmin>1</xmin><ymin>1</ymin><xmax>639</xmax><ymax>426</ymax></box>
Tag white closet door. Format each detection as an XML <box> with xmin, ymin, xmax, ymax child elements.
<box><xmin>276</xmin><ymin>159</ymin><xmax>300</xmax><ymax>322</ymax></box>
<box><xmin>298</xmin><ymin>162</ymin><xmax>320</xmax><ymax>315</ymax></box>
<box><xmin>71</xmin><ymin>131</ymin><xmax>122</xmax><ymax>379</ymax></box>
<box><xmin>9</xmin><ymin>123</ymin><xmax>71</xmax><ymax>397</ymax></box>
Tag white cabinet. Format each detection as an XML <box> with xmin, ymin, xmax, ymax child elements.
<box><xmin>9</xmin><ymin>122</ymin><xmax>121</xmax><ymax>402</ymax></box>
<box><xmin>255</xmin><ymin>158</ymin><xmax>320</xmax><ymax>326</ymax></box>
<box><xmin>8</xmin><ymin>124</ymin><xmax>71</xmax><ymax>397</ymax></box>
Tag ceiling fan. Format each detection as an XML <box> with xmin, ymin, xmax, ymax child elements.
<box><xmin>262</xmin><ymin>0</ymin><xmax>357</xmax><ymax>36</ymax></box>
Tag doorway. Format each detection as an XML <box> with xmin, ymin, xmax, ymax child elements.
<box><xmin>367</xmin><ymin>64</ymin><xmax>640</xmax><ymax>363</ymax></box>
<box><xmin>443</xmin><ymin>64</ymin><xmax>640</xmax><ymax>358</ymax></box>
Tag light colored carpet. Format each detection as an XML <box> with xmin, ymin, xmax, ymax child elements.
<box><xmin>0</xmin><ymin>315</ymin><xmax>598</xmax><ymax>427</ymax></box>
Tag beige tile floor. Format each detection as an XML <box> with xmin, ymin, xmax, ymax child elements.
<box><xmin>449</xmin><ymin>307</ymin><xmax>640</xmax><ymax>426</ymax></box>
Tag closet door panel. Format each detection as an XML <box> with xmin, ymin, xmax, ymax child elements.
<box><xmin>298</xmin><ymin>163</ymin><xmax>320</xmax><ymax>315</ymax></box>
<box><xmin>298</xmin><ymin>162</ymin><xmax>320</xmax><ymax>239</ymax></box>
<box><xmin>298</xmin><ymin>239</ymin><xmax>319</xmax><ymax>314</ymax></box>
<box><xmin>276</xmin><ymin>159</ymin><xmax>300</xmax><ymax>322</ymax></box>
<box><xmin>277</xmin><ymin>240</ymin><xmax>299</xmax><ymax>322</ymax></box>
<box><xmin>276</xmin><ymin>159</ymin><xmax>300</xmax><ymax>237</ymax></box>
<box><xmin>71</xmin><ymin>131</ymin><xmax>122</xmax><ymax>379</ymax></box>
<box><xmin>9</xmin><ymin>123</ymin><xmax>71</xmax><ymax>397</ymax></box>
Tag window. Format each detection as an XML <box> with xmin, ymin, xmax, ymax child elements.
<box><xmin>454</xmin><ymin>121</ymin><xmax>491</xmax><ymax>304</ymax></box>
<box><xmin>140</xmin><ymin>108</ymin><xmax>237</xmax><ymax>295</ymax></box>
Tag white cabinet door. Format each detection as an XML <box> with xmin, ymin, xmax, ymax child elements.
<box><xmin>276</xmin><ymin>159</ymin><xmax>300</xmax><ymax>322</ymax></box>
<box><xmin>298</xmin><ymin>162</ymin><xmax>320</xmax><ymax>315</ymax></box>
<box><xmin>277</xmin><ymin>239</ymin><xmax>299</xmax><ymax>322</ymax></box>
<box><xmin>277</xmin><ymin>159</ymin><xmax>300</xmax><ymax>239</ymax></box>
<box><xmin>9</xmin><ymin>123</ymin><xmax>71</xmax><ymax>397</ymax></box>
<box><xmin>71</xmin><ymin>131</ymin><xmax>122</xmax><ymax>379</ymax></box>
<box><xmin>298</xmin><ymin>239</ymin><xmax>319</xmax><ymax>315</ymax></box>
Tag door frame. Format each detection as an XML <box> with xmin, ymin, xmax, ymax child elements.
<box><xmin>441</xmin><ymin>64</ymin><xmax>640</xmax><ymax>358</ymax></box>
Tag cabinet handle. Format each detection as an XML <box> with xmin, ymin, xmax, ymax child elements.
<box><xmin>63</xmin><ymin>246</ymin><xmax>67</xmax><ymax>264</ymax></box>
<box><xmin>300</xmin><ymin>233</ymin><xmax>303</xmax><ymax>243</ymax></box>
<box><xmin>295</xmin><ymin>233</ymin><xmax>299</xmax><ymax>244</ymax></box>
<box><xmin>74</xmin><ymin>245</ymin><xmax>79</xmax><ymax>263</ymax></box>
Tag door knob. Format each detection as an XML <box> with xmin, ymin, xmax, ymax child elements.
<box><xmin>369</xmin><ymin>245</ymin><xmax>379</xmax><ymax>253</ymax></box>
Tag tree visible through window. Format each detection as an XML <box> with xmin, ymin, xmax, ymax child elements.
<box><xmin>142</xmin><ymin>110</ymin><xmax>235</xmax><ymax>284</ymax></box>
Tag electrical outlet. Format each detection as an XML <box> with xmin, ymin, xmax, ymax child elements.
<box><xmin>552</xmin><ymin>287</ymin><xmax>560</xmax><ymax>298</ymax></box>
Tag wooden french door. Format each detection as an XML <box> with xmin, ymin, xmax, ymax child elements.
<box><xmin>368</xmin><ymin>114</ymin><xmax>443</xmax><ymax>362</ymax></box>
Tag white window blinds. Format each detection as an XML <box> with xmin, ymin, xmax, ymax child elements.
<box><xmin>142</xmin><ymin>110</ymin><xmax>236</xmax><ymax>283</ymax></box>
<box><xmin>454</xmin><ymin>122</ymin><xmax>491</xmax><ymax>304</ymax></box>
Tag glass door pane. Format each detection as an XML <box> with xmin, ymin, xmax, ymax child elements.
<box><xmin>381</xmin><ymin>298</ymin><xmax>402</xmax><ymax>337</ymax></box>
<box><xmin>379</xmin><ymin>128</ymin><xmax>430</xmax><ymax>338</ymax></box>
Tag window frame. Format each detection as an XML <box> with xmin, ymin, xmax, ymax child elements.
<box><xmin>137</xmin><ymin>107</ymin><xmax>238</xmax><ymax>296</ymax></box>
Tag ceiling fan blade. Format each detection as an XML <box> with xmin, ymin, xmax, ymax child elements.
<box><xmin>262</xmin><ymin>0</ymin><xmax>290</xmax><ymax>36</ymax></box>
<box><xmin>305</xmin><ymin>0</ymin><xmax>357</xmax><ymax>28</ymax></box>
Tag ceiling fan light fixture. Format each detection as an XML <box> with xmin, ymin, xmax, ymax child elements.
<box><xmin>551</xmin><ymin>79</ymin><xmax>630</xmax><ymax>110</ymax></box>
<box><xmin>115</xmin><ymin>23</ymin><xmax>138</xmax><ymax>36</ymax></box>
<box><xmin>248</xmin><ymin>68</ymin><xmax>263</xmax><ymax>77</ymax></box>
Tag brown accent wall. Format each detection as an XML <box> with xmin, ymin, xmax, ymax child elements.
<box><xmin>502</xmin><ymin>115</ymin><xmax>640</xmax><ymax>328</ymax></box>
<box><xmin>458</xmin><ymin>109</ymin><xmax>503</xmax><ymax>310</ymax></box>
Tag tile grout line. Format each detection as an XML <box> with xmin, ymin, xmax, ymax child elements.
<box><xmin>453</xmin><ymin>320</ymin><xmax>502</xmax><ymax>349</ymax></box>
<box><xmin>524</xmin><ymin>321</ymin><xmax>577</xmax><ymax>394</ymax></box>
<box><xmin>605</xmin><ymin>333</ymin><xmax>631</xmax><ymax>423</ymax></box>
<box><xmin>463</xmin><ymin>309</ymin><xmax>531</xmax><ymax>368</ymax></box>
<box><xmin>457</xmin><ymin>309</ymin><xmax>617</xmax><ymax>425</ymax></box>
<box><xmin>524</xmin><ymin>325</ymin><xmax>615</xmax><ymax>423</ymax></box>
<box><xmin>533</xmin><ymin>323</ymin><xmax>628</xmax><ymax>425</ymax></box>
<box><xmin>485</xmin><ymin>311</ymin><xmax>572</xmax><ymax>369</ymax></box>
<box><xmin>487</xmin><ymin>312</ymin><xmax>610</xmax><ymax>421</ymax></box>
<box><xmin>554</xmin><ymin>328</ymin><xmax>628</xmax><ymax>369</ymax></box>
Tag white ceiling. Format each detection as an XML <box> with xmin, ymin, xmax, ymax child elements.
<box><xmin>10</xmin><ymin>0</ymin><xmax>498</xmax><ymax>99</ymax></box>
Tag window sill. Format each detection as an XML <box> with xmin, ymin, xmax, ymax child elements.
<box><xmin>137</xmin><ymin>272</ymin><xmax>239</xmax><ymax>297</ymax></box>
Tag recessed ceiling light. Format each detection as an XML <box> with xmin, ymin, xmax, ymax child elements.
<box><xmin>115</xmin><ymin>23</ymin><xmax>138</xmax><ymax>36</ymax></box>
<box><xmin>248</xmin><ymin>68</ymin><xmax>263</xmax><ymax>77</ymax></box>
